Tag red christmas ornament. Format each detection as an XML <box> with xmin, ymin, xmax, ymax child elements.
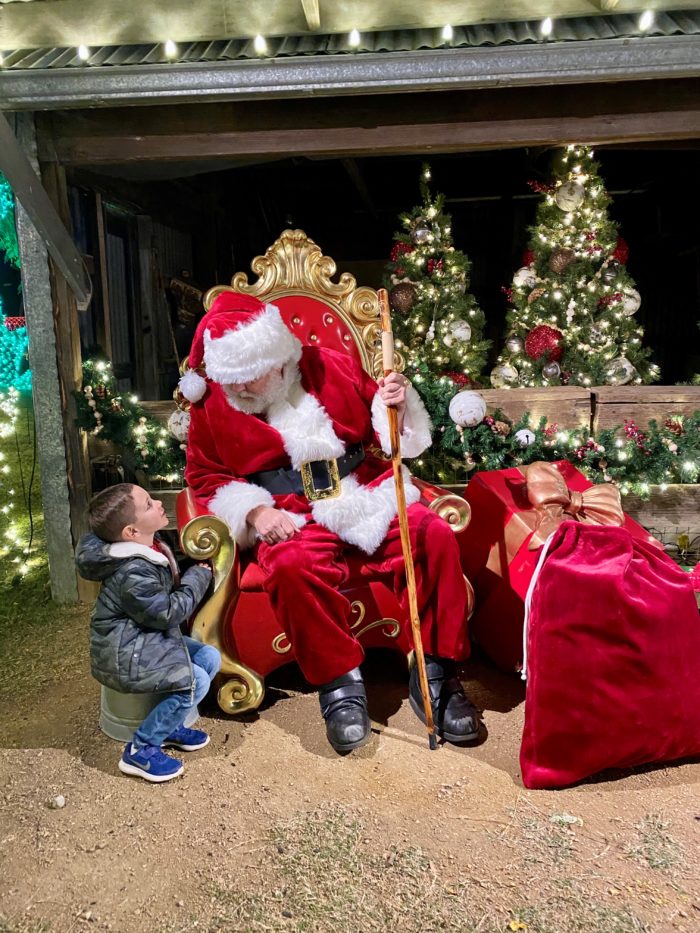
<box><xmin>527</xmin><ymin>180</ymin><xmax>555</xmax><ymax>194</ymax></box>
<box><xmin>613</xmin><ymin>237</ymin><xmax>629</xmax><ymax>265</ymax></box>
<box><xmin>390</xmin><ymin>242</ymin><xmax>415</xmax><ymax>263</ymax></box>
<box><xmin>521</xmin><ymin>249</ymin><xmax>535</xmax><ymax>267</ymax></box>
<box><xmin>441</xmin><ymin>371</ymin><xmax>472</xmax><ymax>387</ymax></box>
<box><xmin>597</xmin><ymin>292</ymin><xmax>624</xmax><ymax>309</ymax></box>
<box><xmin>524</xmin><ymin>325</ymin><xmax>564</xmax><ymax>362</ymax></box>
<box><xmin>426</xmin><ymin>258</ymin><xmax>444</xmax><ymax>275</ymax></box>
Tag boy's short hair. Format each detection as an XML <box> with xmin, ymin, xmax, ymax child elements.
<box><xmin>88</xmin><ymin>483</ymin><xmax>137</xmax><ymax>542</ymax></box>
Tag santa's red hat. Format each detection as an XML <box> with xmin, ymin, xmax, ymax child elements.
<box><xmin>179</xmin><ymin>292</ymin><xmax>302</xmax><ymax>403</ymax></box>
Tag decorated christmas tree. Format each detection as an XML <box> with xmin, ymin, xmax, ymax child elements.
<box><xmin>384</xmin><ymin>164</ymin><xmax>489</xmax><ymax>392</ymax></box>
<box><xmin>493</xmin><ymin>145</ymin><xmax>660</xmax><ymax>388</ymax></box>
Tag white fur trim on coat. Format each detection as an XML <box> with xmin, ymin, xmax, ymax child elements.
<box><xmin>108</xmin><ymin>542</ymin><xmax>170</xmax><ymax>565</ymax></box>
<box><xmin>311</xmin><ymin>468</ymin><xmax>421</xmax><ymax>555</ymax></box>
<box><xmin>266</xmin><ymin>378</ymin><xmax>345</xmax><ymax>468</ymax></box>
<box><xmin>178</xmin><ymin>369</ymin><xmax>207</xmax><ymax>403</ymax></box>
<box><xmin>371</xmin><ymin>384</ymin><xmax>433</xmax><ymax>459</ymax></box>
<box><xmin>209</xmin><ymin>480</ymin><xmax>274</xmax><ymax>550</ymax></box>
<box><xmin>204</xmin><ymin>304</ymin><xmax>303</xmax><ymax>385</ymax></box>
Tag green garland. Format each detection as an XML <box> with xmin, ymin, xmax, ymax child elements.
<box><xmin>75</xmin><ymin>358</ymin><xmax>185</xmax><ymax>480</ymax></box>
<box><xmin>409</xmin><ymin>363</ymin><xmax>699</xmax><ymax>495</ymax></box>
<box><xmin>76</xmin><ymin>356</ymin><xmax>699</xmax><ymax>499</ymax></box>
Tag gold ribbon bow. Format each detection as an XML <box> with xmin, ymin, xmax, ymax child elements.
<box><xmin>523</xmin><ymin>461</ymin><xmax>624</xmax><ymax>549</ymax></box>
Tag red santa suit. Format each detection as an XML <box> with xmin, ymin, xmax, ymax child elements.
<box><xmin>181</xmin><ymin>294</ymin><xmax>471</xmax><ymax>685</ymax></box>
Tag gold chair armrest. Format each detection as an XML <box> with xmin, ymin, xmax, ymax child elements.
<box><xmin>411</xmin><ymin>477</ymin><xmax>472</xmax><ymax>533</ymax></box>
<box><xmin>181</xmin><ymin>514</ymin><xmax>265</xmax><ymax>714</ymax></box>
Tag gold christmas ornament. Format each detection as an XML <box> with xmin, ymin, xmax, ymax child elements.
<box><xmin>389</xmin><ymin>282</ymin><xmax>417</xmax><ymax>314</ymax></box>
<box><xmin>528</xmin><ymin>287</ymin><xmax>547</xmax><ymax>305</ymax></box>
<box><xmin>548</xmin><ymin>248</ymin><xmax>576</xmax><ymax>274</ymax></box>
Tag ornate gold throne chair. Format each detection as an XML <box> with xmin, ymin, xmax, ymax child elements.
<box><xmin>176</xmin><ymin>230</ymin><xmax>472</xmax><ymax>715</ymax></box>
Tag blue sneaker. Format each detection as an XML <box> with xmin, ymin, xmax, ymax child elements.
<box><xmin>162</xmin><ymin>725</ymin><xmax>210</xmax><ymax>752</ymax></box>
<box><xmin>118</xmin><ymin>743</ymin><xmax>184</xmax><ymax>783</ymax></box>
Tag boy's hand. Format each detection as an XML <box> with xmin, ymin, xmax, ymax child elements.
<box><xmin>197</xmin><ymin>562</ymin><xmax>212</xmax><ymax>572</ymax></box>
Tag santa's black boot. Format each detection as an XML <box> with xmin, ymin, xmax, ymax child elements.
<box><xmin>318</xmin><ymin>667</ymin><xmax>371</xmax><ymax>754</ymax></box>
<box><xmin>409</xmin><ymin>655</ymin><xmax>480</xmax><ymax>743</ymax></box>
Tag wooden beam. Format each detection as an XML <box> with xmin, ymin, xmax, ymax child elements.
<box><xmin>94</xmin><ymin>192</ymin><xmax>113</xmax><ymax>359</ymax></box>
<box><xmin>39</xmin><ymin>159</ymin><xmax>95</xmax><ymax>602</ymax></box>
<box><xmin>39</xmin><ymin>80</ymin><xmax>700</xmax><ymax>166</ymax></box>
<box><xmin>13</xmin><ymin>113</ymin><xmax>81</xmax><ymax>602</ymax></box>
<box><xmin>300</xmin><ymin>0</ymin><xmax>320</xmax><ymax>31</ymax></box>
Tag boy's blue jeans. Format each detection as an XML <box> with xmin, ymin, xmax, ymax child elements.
<box><xmin>132</xmin><ymin>637</ymin><xmax>221</xmax><ymax>749</ymax></box>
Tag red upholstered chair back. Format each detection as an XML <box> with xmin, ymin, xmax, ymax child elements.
<box><xmin>270</xmin><ymin>295</ymin><xmax>364</xmax><ymax>365</ymax></box>
<box><xmin>203</xmin><ymin>229</ymin><xmax>388</xmax><ymax>380</ymax></box>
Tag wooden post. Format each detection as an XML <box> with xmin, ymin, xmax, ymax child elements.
<box><xmin>14</xmin><ymin>111</ymin><xmax>93</xmax><ymax>602</ymax></box>
<box><xmin>13</xmin><ymin>113</ymin><xmax>80</xmax><ymax>601</ymax></box>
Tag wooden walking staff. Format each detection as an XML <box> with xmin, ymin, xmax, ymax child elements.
<box><xmin>377</xmin><ymin>288</ymin><xmax>438</xmax><ymax>751</ymax></box>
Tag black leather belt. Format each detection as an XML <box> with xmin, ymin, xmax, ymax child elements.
<box><xmin>246</xmin><ymin>443</ymin><xmax>365</xmax><ymax>501</ymax></box>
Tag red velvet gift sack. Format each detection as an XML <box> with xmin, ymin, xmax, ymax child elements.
<box><xmin>520</xmin><ymin>520</ymin><xmax>700</xmax><ymax>789</ymax></box>
<box><xmin>460</xmin><ymin>460</ymin><xmax>654</xmax><ymax>673</ymax></box>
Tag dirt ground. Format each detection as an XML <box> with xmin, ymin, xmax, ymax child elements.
<box><xmin>1</xmin><ymin>605</ymin><xmax>699</xmax><ymax>933</ymax></box>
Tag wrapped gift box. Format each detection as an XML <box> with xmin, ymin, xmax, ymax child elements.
<box><xmin>460</xmin><ymin>460</ymin><xmax>658</xmax><ymax>672</ymax></box>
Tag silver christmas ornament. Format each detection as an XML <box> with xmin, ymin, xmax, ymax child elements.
<box><xmin>554</xmin><ymin>181</ymin><xmax>585</xmax><ymax>212</ymax></box>
<box><xmin>589</xmin><ymin>325</ymin><xmax>606</xmax><ymax>344</ymax></box>
<box><xmin>490</xmin><ymin>363</ymin><xmax>519</xmax><ymax>388</ymax></box>
<box><xmin>513</xmin><ymin>266</ymin><xmax>536</xmax><ymax>289</ymax></box>
<box><xmin>411</xmin><ymin>220</ymin><xmax>431</xmax><ymax>244</ymax></box>
<box><xmin>448</xmin><ymin>319</ymin><xmax>472</xmax><ymax>344</ymax></box>
<box><xmin>506</xmin><ymin>336</ymin><xmax>524</xmax><ymax>354</ymax></box>
<box><xmin>621</xmin><ymin>288</ymin><xmax>641</xmax><ymax>316</ymax></box>
<box><xmin>606</xmin><ymin>356</ymin><xmax>636</xmax><ymax>385</ymax></box>
<box><xmin>514</xmin><ymin>428</ymin><xmax>536</xmax><ymax>447</ymax></box>
<box><xmin>601</xmin><ymin>260</ymin><xmax>621</xmax><ymax>284</ymax></box>
<box><xmin>542</xmin><ymin>361</ymin><xmax>561</xmax><ymax>381</ymax></box>
<box><xmin>448</xmin><ymin>390</ymin><xmax>487</xmax><ymax>428</ymax></box>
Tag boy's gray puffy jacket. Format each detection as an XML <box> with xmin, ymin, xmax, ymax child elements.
<box><xmin>75</xmin><ymin>533</ymin><xmax>212</xmax><ymax>694</ymax></box>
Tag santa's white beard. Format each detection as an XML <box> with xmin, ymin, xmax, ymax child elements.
<box><xmin>223</xmin><ymin>364</ymin><xmax>297</xmax><ymax>414</ymax></box>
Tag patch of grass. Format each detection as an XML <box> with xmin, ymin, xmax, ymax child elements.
<box><xmin>519</xmin><ymin>815</ymin><xmax>576</xmax><ymax>865</ymax></box>
<box><xmin>626</xmin><ymin>814</ymin><xmax>682</xmax><ymax>871</ymax></box>
<box><xmin>209</xmin><ymin>807</ymin><xmax>488</xmax><ymax>933</ymax></box>
<box><xmin>0</xmin><ymin>916</ymin><xmax>52</xmax><ymax>933</ymax></box>
<box><xmin>512</xmin><ymin>896</ymin><xmax>651</xmax><ymax>933</ymax></box>
<box><xmin>0</xmin><ymin>397</ymin><xmax>91</xmax><ymax>709</ymax></box>
<box><xmin>0</xmin><ymin>395</ymin><xmax>45</xmax><ymax>591</ymax></box>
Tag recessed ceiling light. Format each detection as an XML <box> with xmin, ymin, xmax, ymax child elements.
<box><xmin>348</xmin><ymin>28</ymin><xmax>361</xmax><ymax>47</ymax></box>
<box><xmin>253</xmin><ymin>34</ymin><xmax>267</xmax><ymax>54</ymax></box>
<box><xmin>441</xmin><ymin>24</ymin><xmax>454</xmax><ymax>42</ymax></box>
<box><xmin>540</xmin><ymin>17</ymin><xmax>553</xmax><ymax>37</ymax></box>
<box><xmin>164</xmin><ymin>39</ymin><xmax>177</xmax><ymax>58</ymax></box>
<box><xmin>77</xmin><ymin>44</ymin><xmax>90</xmax><ymax>60</ymax></box>
<box><xmin>639</xmin><ymin>10</ymin><xmax>654</xmax><ymax>30</ymax></box>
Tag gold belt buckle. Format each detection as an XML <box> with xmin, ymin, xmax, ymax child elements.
<box><xmin>300</xmin><ymin>458</ymin><xmax>341</xmax><ymax>501</ymax></box>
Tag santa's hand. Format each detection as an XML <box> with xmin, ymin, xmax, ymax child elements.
<box><xmin>377</xmin><ymin>372</ymin><xmax>409</xmax><ymax>412</ymax></box>
<box><xmin>378</xmin><ymin>373</ymin><xmax>408</xmax><ymax>434</ymax></box>
<box><xmin>247</xmin><ymin>505</ymin><xmax>301</xmax><ymax>545</ymax></box>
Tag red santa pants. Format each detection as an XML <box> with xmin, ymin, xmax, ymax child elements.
<box><xmin>255</xmin><ymin>503</ymin><xmax>471</xmax><ymax>685</ymax></box>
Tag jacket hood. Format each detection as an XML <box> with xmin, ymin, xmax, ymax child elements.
<box><xmin>75</xmin><ymin>533</ymin><xmax>169</xmax><ymax>581</ymax></box>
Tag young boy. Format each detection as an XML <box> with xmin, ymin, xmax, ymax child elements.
<box><xmin>76</xmin><ymin>483</ymin><xmax>220</xmax><ymax>783</ymax></box>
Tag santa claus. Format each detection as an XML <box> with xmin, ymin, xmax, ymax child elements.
<box><xmin>181</xmin><ymin>292</ymin><xmax>479</xmax><ymax>753</ymax></box>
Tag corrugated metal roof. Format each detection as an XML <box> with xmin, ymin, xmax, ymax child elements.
<box><xmin>2</xmin><ymin>10</ymin><xmax>699</xmax><ymax>69</ymax></box>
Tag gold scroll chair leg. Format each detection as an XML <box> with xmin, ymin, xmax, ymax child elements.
<box><xmin>180</xmin><ymin>515</ymin><xmax>265</xmax><ymax>715</ymax></box>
